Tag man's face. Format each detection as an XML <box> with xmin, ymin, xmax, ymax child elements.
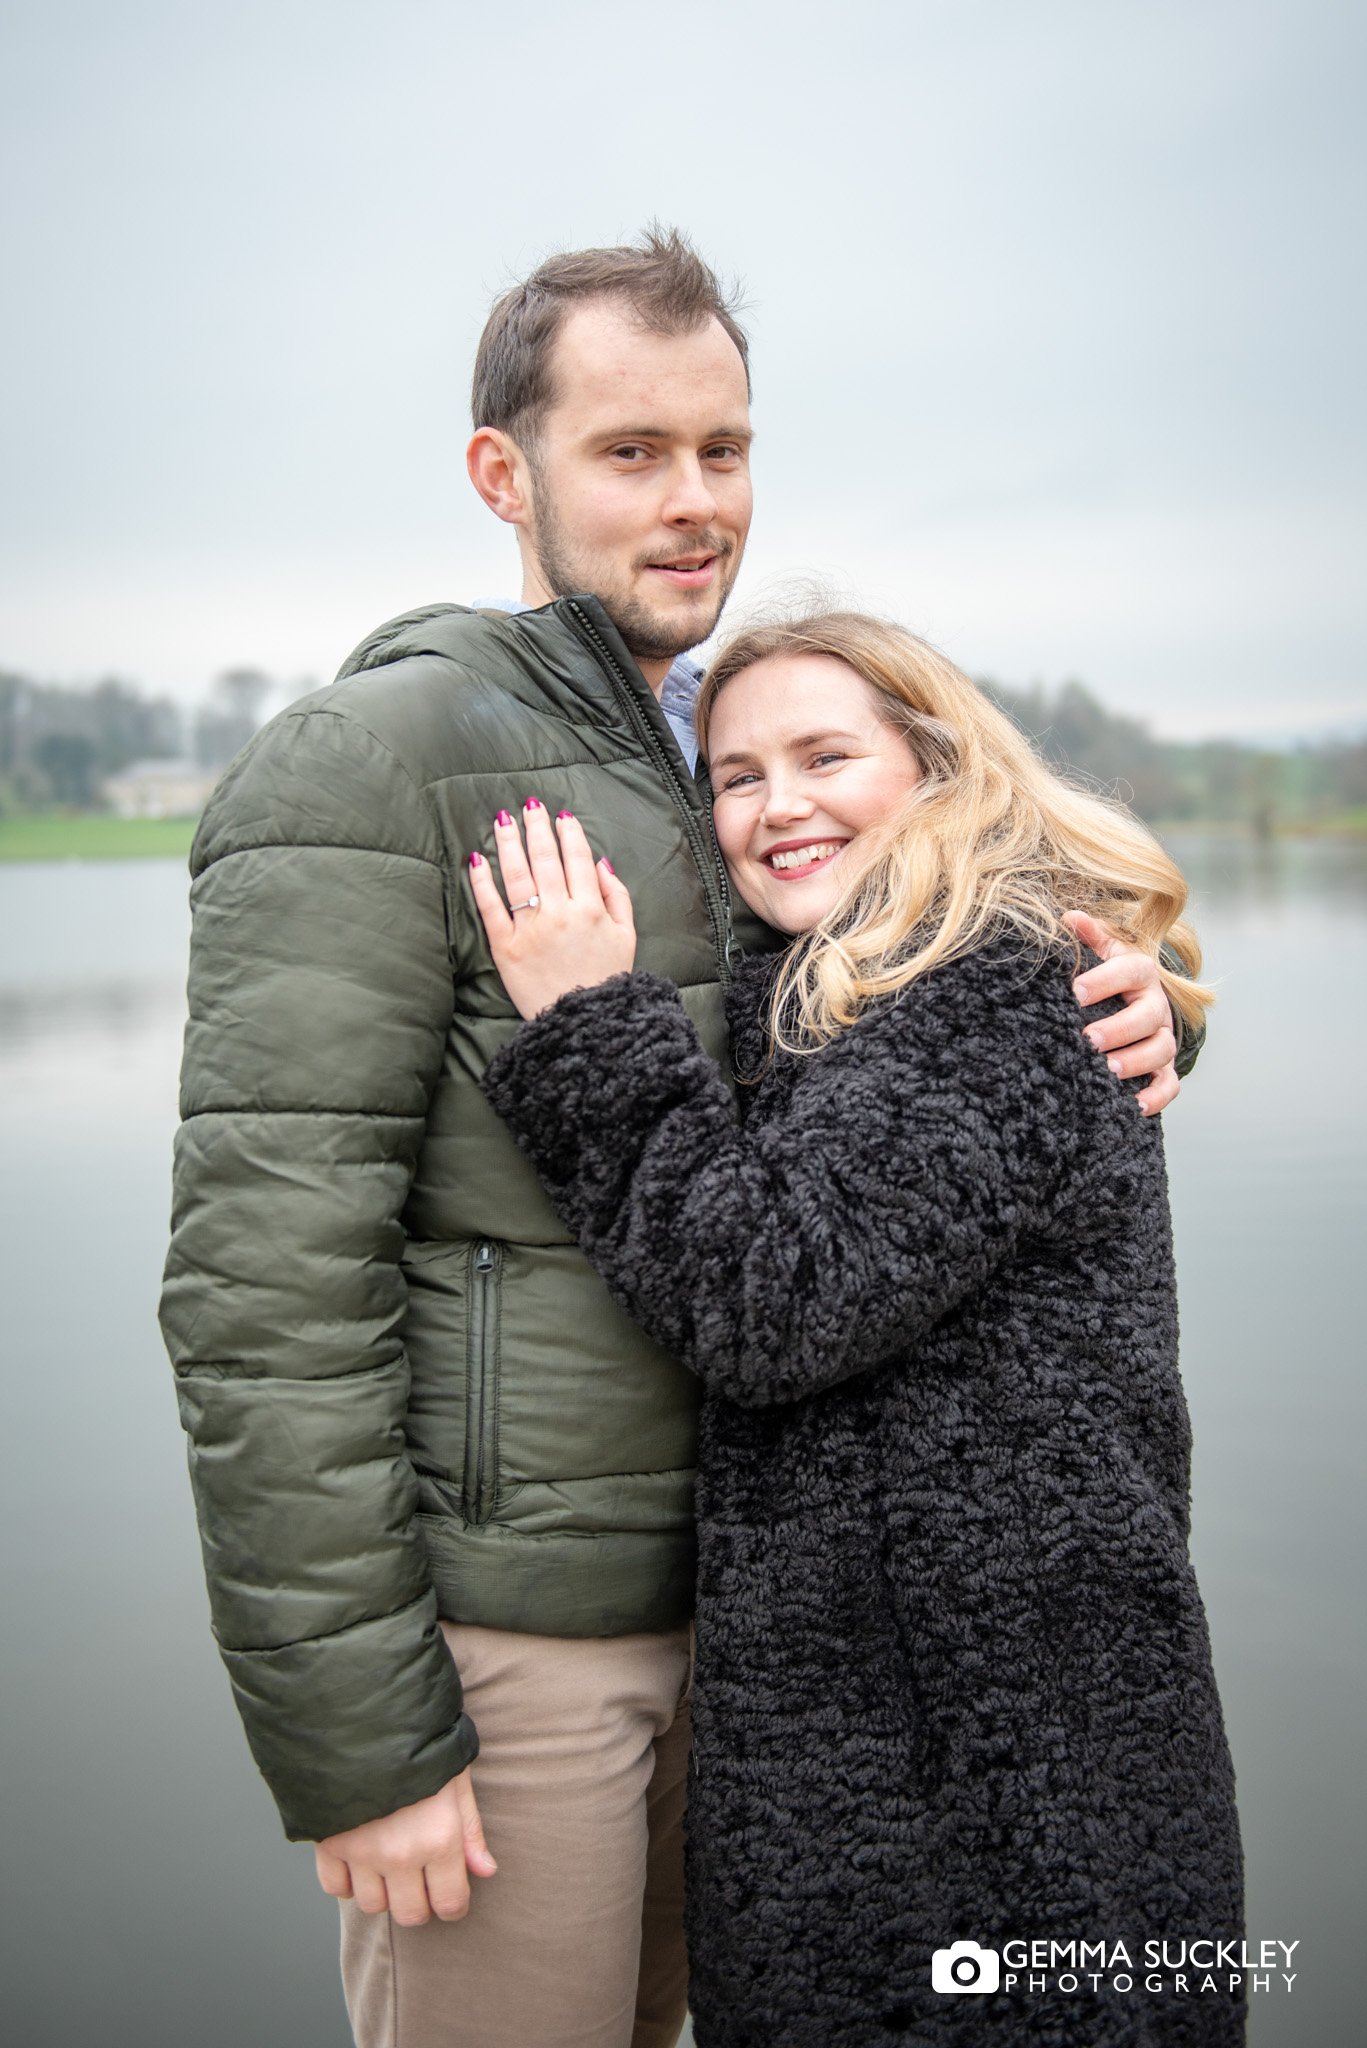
<box><xmin>517</xmin><ymin>300</ymin><xmax>753</xmax><ymax>677</ymax></box>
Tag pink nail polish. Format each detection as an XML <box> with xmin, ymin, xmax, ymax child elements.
<box><xmin>468</xmin><ymin>850</ymin><xmax>483</xmax><ymax>867</ymax></box>
<box><xmin>601</xmin><ymin>857</ymin><xmax>615</xmax><ymax>874</ymax></box>
<box><xmin>557</xmin><ymin>809</ymin><xmax>574</xmax><ymax>820</ymax></box>
<box><xmin>495</xmin><ymin>810</ymin><xmax>513</xmax><ymax>827</ymax></box>
<box><xmin>524</xmin><ymin>796</ymin><xmax>543</xmax><ymax>810</ymax></box>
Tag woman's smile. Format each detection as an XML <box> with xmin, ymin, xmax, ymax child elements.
<box><xmin>706</xmin><ymin>652</ymin><xmax>922</xmax><ymax>934</ymax></box>
<box><xmin>759</xmin><ymin>836</ymin><xmax>849</xmax><ymax>878</ymax></box>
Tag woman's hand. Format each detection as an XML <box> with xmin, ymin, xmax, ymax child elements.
<box><xmin>468</xmin><ymin>799</ymin><xmax>636</xmax><ymax>1019</ymax></box>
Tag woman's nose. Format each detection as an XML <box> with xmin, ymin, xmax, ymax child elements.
<box><xmin>762</xmin><ymin>782</ymin><xmax>814</xmax><ymax>825</ymax></box>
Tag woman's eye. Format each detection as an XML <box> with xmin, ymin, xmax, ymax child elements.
<box><xmin>811</xmin><ymin>752</ymin><xmax>848</xmax><ymax>769</ymax></box>
<box><xmin>720</xmin><ymin>771</ymin><xmax>760</xmax><ymax>791</ymax></box>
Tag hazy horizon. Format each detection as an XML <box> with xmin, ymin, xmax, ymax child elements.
<box><xmin>8</xmin><ymin>616</ymin><xmax>1365</xmax><ymax>757</ymax></box>
<box><xmin>3</xmin><ymin>0</ymin><xmax>1363</xmax><ymax>745</ymax></box>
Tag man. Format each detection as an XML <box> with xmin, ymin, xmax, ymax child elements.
<box><xmin>159</xmin><ymin>228</ymin><xmax>1193</xmax><ymax>2048</ymax></box>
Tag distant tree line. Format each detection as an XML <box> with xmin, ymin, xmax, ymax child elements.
<box><xmin>984</xmin><ymin>677</ymin><xmax>1367</xmax><ymax>838</ymax></box>
<box><xmin>0</xmin><ymin>662</ymin><xmax>1363</xmax><ymax>833</ymax></box>
<box><xmin>0</xmin><ymin>667</ymin><xmax>281</xmax><ymax>813</ymax></box>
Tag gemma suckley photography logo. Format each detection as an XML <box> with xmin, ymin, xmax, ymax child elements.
<box><xmin>931</xmin><ymin>1937</ymin><xmax>1300</xmax><ymax>1998</ymax></box>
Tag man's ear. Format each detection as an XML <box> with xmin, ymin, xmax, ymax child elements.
<box><xmin>467</xmin><ymin>428</ymin><xmax>533</xmax><ymax>527</ymax></box>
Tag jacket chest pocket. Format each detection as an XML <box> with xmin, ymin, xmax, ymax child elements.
<box><xmin>463</xmin><ymin>1240</ymin><xmax>503</xmax><ymax>1523</ymax></box>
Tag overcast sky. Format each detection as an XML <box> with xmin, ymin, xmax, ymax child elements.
<box><xmin>2</xmin><ymin>0</ymin><xmax>1363</xmax><ymax>740</ymax></box>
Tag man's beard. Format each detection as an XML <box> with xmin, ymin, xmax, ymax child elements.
<box><xmin>529</xmin><ymin>481</ymin><xmax>736</xmax><ymax>666</ymax></box>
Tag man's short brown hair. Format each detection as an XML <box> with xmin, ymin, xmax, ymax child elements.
<box><xmin>471</xmin><ymin>224</ymin><xmax>749</xmax><ymax>446</ymax></box>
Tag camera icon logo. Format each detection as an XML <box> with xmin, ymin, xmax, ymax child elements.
<box><xmin>931</xmin><ymin>1940</ymin><xmax>1001</xmax><ymax>1994</ymax></box>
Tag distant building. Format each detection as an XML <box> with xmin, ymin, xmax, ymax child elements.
<box><xmin>102</xmin><ymin>758</ymin><xmax>219</xmax><ymax>819</ymax></box>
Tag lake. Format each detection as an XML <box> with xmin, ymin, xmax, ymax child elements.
<box><xmin>1</xmin><ymin>834</ymin><xmax>1362</xmax><ymax>2045</ymax></box>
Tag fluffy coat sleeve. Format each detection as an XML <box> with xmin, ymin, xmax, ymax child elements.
<box><xmin>479</xmin><ymin>941</ymin><xmax>1133</xmax><ymax>1407</ymax></box>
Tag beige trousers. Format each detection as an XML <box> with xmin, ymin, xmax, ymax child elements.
<box><xmin>339</xmin><ymin>1618</ymin><xmax>695</xmax><ymax>2048</ymax></box>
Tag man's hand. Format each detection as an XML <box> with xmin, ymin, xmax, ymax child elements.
<box><xmin>1061</xmin><ymin>910</ymin><xmax>1179</xmax><ymax>1118</ymax></box>
<box><xmin>313</xmin><ymin>1766</ymin><xmax>496</xmax><ymax>1926</ymax></box>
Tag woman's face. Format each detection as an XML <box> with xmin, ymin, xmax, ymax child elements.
<box><xmin>706</xmin><ymin>652</ymin><xmax>922</xmax><ymax>934</ymax></box>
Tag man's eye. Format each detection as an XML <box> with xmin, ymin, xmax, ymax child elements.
<box><xmin>704</xmin><ymin>444</ymin><xmax>742</xmax><ymax>463</ymax></box>
<box><xmin>610</xmin><ymin>444</ymin><xmax>651</xmax><ymax>462</ymax></box>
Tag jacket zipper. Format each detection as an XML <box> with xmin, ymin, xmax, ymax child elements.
<box><xmin>566</xmin><ymin>599</ymin><xmax>734</xmax><ymax>979</ymax></box>
<box><xmin>464</xmin><ymin>1240</ymin><xmax>501</xmax><ymax>1523</ymax></box>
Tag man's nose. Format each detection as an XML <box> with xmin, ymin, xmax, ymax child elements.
<box><xmin>661</xmin><ymin>455</ymin><xmax>718</xmax><ymax>528</ymax></box>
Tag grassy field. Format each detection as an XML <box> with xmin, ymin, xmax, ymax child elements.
<box><xmin>1304</xmin><ymin>806</ymin><xmax>1367</xmax><ymax>838</ymax></box>
<box><xmin>0</xmin><ymin>813</ymin><xmax>197</xmax><ymax>862</ymax></box>
<box><xmin>2</xmin><ymin>807</ymin><xmax>1363</xmax><ymax>866</ymax></box>
<box><xmin>1155</xmin><ymin>810</ymin><xmax>1367</xmax><ymax>840</ymax></box>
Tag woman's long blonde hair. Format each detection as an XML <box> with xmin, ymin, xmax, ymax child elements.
<box><xmin>696</xmin><ymin>611</ymin><xmax>1214</xmax><ymax>1054</ymax></box>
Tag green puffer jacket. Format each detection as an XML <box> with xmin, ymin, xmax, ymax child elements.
<box><xmin>159</xmin><ymin>596</ymin><xmax>749</xmax><ymax>1843</ymax></box>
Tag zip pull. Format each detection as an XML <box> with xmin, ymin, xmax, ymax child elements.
<box><xmin>474</xmin><ymin>1243</ymin><xmax>496</xmax><ymax>1274</ymax></box>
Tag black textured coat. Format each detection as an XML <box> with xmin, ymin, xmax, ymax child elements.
<box><xmin>481</xmin><ymin>938</ymin><xmax>1244</xmax><ymax>2047</ymax></box>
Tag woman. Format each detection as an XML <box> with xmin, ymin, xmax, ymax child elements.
<box><xmin>466</xmin><ymin>613</ymin><xmax>1244</xmax><ymax>2047</ymax></box>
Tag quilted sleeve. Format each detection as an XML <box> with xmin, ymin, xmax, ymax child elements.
<box><xmin>1161</xmin><ymin>940</ymin><xmax>1207</xmax><ymax>1078</ymax></box>
<box><xmin>159</xmin><ymin>704</ymin><xmax>477</xmax><ymax>1842</ymax></box>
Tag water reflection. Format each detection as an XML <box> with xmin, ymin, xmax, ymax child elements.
<box><xmin>1</xmin><ymin>838</ymin><xmax>1363</xmax><ymax>2047</ymax></box>
<box><xmin>1163</xmin><ymin>826</ymin><xmax>1367</xmax><ymax>914</ymax></box>
<box><xmin>0</xmin><ymin>977</ymin><xmax>187</xmax><ymax>1051</ymax></box>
